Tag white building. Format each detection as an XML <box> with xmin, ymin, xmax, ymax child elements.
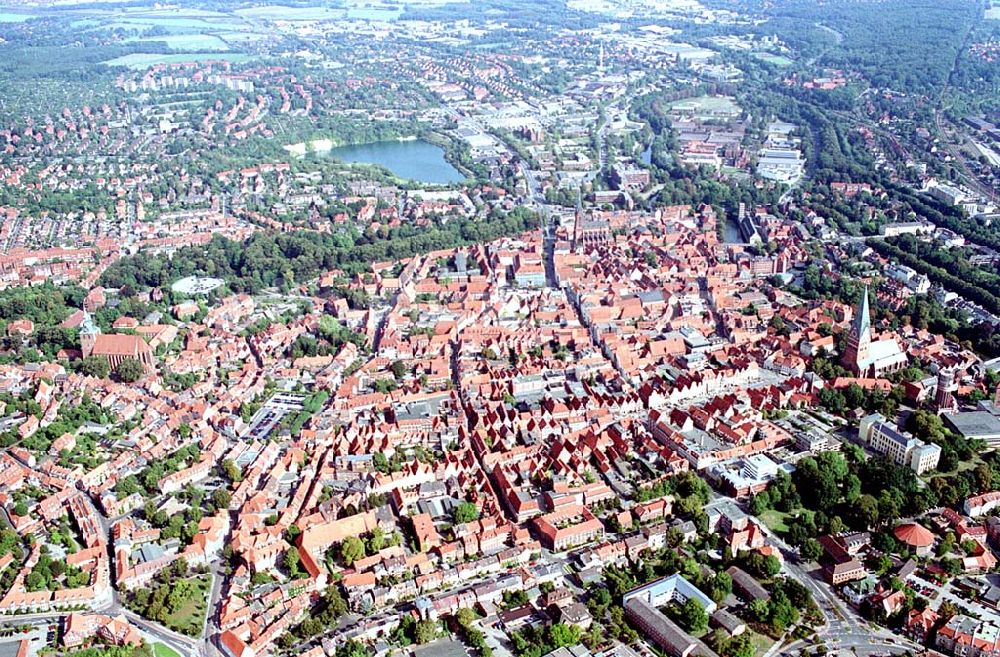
<box><xmin>858</xmin><ymin>413</ymin><xmax>941</xmax><ymax>474</ymax></box>
<box><xmin>756</xmin><ymin>148</ymin><xmax>804</xmax><ymax>184</ymax></box>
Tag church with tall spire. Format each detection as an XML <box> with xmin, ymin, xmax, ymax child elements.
<box><xmin>841</xmin><ymin>287</ymin><xmax>908</xmax><ymax>378</ymax></box>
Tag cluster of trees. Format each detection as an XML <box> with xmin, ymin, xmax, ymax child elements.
<box><xmin>333</xmin><ymin>527</ymin><xmax>400</xmax><ymax>568</ymax></box>
<box><xmin>584</xmin><ymin>583</ymin><xmax>636</xmax><ymax>647</ymax></box>
<box><xmin>713</xmin><ymin>632</ymin><xmax>756</xmax><ymax>657</ymax></box>
<box><xmin>509</xmin><ymin>622</ymin><xmax>581</xmax><ymax>657</ymax></box>
<box><xmin>288</xmin><ymin>316</ymin><xmax>368</xmax><ymax>360</ymax></box>
<box><xmin>238</xmin><ymin>379</ymin><xmax>279</xmax><ymax>424</ymax></box>
<box><xmin>751</xmin><ymin>448</ymin><xmax>935</xmax><ymax>549</ymax></box>
<box><xmin>0</xmin><ymin>282</ymin><xmax>79</xmax><ymax>328</ymax></box>
<box><xmin>741</xmin><ymin>552</ymin><xmax>783</xmax><ymax>580</ymax></box>
<box><xmin>0</xmin><ymin>529</ymin><xmax>23</xmax><ymax>562</ymax></box>
<box><xmin>796</xmin><ymin>262</ymin><xmax>865</xmax><ymax>304</ymax></box>
<box><xmin>281</xmin><ymin>390</ymin><xmax>330</xmax><ymax>437</ymax></box>
<box><xmin>115</xmin><ymin>443</ymin><xmax>200</xmax><ymax>498</ymax></box>
<box><xmin>744</xmin><ymin>579</ymin><xmax>809</xmax><ymax>637</ymax></box>
<box><xmin>62</xmin><ymin>645</ymin><xmax>153</xmax><ymax>657</ymax></box>
<box><xmin>816</xmin><ymin>381</ymin><xmax>903</xmax><ymax>419</ymax></box>
<box><xmin>279</xmin><ymin>585</ymin><xmax>349</xmax><ymax>648</ymax></box>
<box><xmin>390</xmin><ymin>614</ymin><xmax>440</xmax><ymax>647</ymax></box>
<box><xmin>126</xmin><ymin>560</ymin><xmax>208</xmax><ymax>637</ymax></box>
<box><xmin>453</xmin><ymin>501</ymin><xmax>480</xmax><ymax>524</ymax></box>
<box><xmin>8</xmin><ymin>393</ymin><xmax>109</xmax><ymax>455</ymax></box>
<box><xmin>139</xmin><ymin>492</ymin><xmax>210</xmax><ymax>544</ymax></box>
<box><xmin>872</xmin><ymin>235</ymin><xmax>1000</xmax><ymax>316</ymax></box>
<box><xmin>115</xmin><ymin>357</ymin><xmax>145</xmax><ymax>383</ymax></box>
<box><xmin>605</xmin><ymin>553</ymin><xmax>727</xmax><ymax>604</ymax></box>
<box><xmin>906</xmin><ymin>411</ymin><xmax>1000</xmax><ymax>508</ymax></box>
<box><xmin>667</xmin><ymin>597</ymin><xmax>710</xmax><ymax>634</ymax></box>
<box><xmin>101</xmin><ymin>208</ymin><xmax>539</xmax><ymax>294</ymax></box>
<box><xmin>907</xmin><ymin>410</ymin><xmax>981</xmax><ymax>475</ymax></box>
<box><xmin>450</xmin><ymin>608</ymin><xmax>492</xmax><ymax>657</ymax></box>
<box><xmin>634</xmin><ymin>471</ymin><xmax>712</xmax><ymax>525</ymax></box>
<box><xmin>371</xmin><ymin>445</ymin><xmax>441</xmax><ymax>476</ymax></box>
<box><xmin>802</xmin><ymin>184</ymin><xmax>888</xmax><ymax>236</ymax></box>
<box><xmin>25</xmin><ymin>550</ymin><xmax>87</xmax><ymax>591</ymax></box>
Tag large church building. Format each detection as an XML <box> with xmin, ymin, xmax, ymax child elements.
<box><xmin>842</xmin><ymin>287</ymin><xmax>907</xmax><ymax>378</ymax></box>
<box><xmin>79</xmin><ymin>312</ymin><xmax>155</xmax><ymax>373</ymax></box>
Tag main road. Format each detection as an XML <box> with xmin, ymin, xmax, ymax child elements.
<box><xmin>755</xmin><ymin>523</ymin><xmax>922</xmax><ymax>657</ymax></box>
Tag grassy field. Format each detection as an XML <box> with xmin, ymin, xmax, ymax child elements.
<box><xmin>80</xmin><ymin>14</ymin><xmax>248</xmax><ymax>32</ymax></box>
<box><xmin>135</xmin><ymin>34</ymin><xmax>231</xmax><ymax>51</ymax></box>
<box><xmin>670</xmin><ymin>95</ymin><xmax>740</xmax><ymax>115</ymax></box>
<box><xmin>758</xmin><ymin>508</ymin><xmax>790</xmax><ymax>534</ymax></box>
<box><xmin>103</xmin><ymin>52</ymin><xmax>252</xmax><ymax>69</ymax></box>
<box><xmin>153</xmin><ymin>644</ymin><xmax>182</xmax><ymax>657</ymax></box>
<box><xmin>346</xmin><ymin>7</ymin><xmax>402</xmax><ymax>20</ymax></box>
<box><xmin>747</xmin><ymin>628</ymin><xmax>776</xmax><ymax>657</ymax></box>
<box><xmin>119</xmin><ymin>17</ymin><xmax>247</xmax><ymax>30</ymax></box>
<box><xmin>753</xmin><ymin>52</ymin><xmax>794</xmax><ymax>66</ymax></box>
<box><xmin>235</xmin><ymin>5</ymin><xmax>345</xmax><ymax>20</ymax></box>
<box><xmin>163</xmin><ymin>575</ymin><xmax>211</xmax><ymax>637</ymax></box>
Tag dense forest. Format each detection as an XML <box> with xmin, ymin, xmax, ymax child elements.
<box><xmin>101</xmin><ymin>207</ymin><xmax>539</xmax><ymax>293</ymax></box>
<box><xmin>704</xmin><ymin>0</ymin><xmax>980</xmax><ymax>96</ymax></box>
<box><xmin>869</xmin><ymin>235</ymin><xmax>1000</xmax><ymax>318</ymax></box>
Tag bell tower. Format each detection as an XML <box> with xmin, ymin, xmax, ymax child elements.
<box><xmin>79</xmin><ymin>311</ymin><xmax>100</xmax><ymax>358</ymax></box>
<box><xmin>842</xmin><ymin>287</ymin><xmax>872</xmax><ymax>376</ymax></box>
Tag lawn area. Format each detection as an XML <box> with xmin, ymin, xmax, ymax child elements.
<box><xmin>153</xmin><ymin>644</ymin><xmax>182</xmax><ymax>657</ymax></box>
<box><xmin>135</xmin><ymin>34</ymin><xmax>231</xmax><ymax>51</ymax></box>
<box><xmin>920</xmin><ymin>451</ymin><xmax>985</xmax><ymax>483</ymax></box>
<box><xmin>103</xmin><ymin>52</ymin><xmax>252</xmax><ymax>69</ymax></box>
<box><xmin>235</xmin><ymin>5</ymin><xmax>345</xmax><ymax>20</ymax></box>
<box><xmin>753</xmin><ymin>52</ymin><xmax>794</xmax><ymax>66</ymax></box>
<box><xmin>163</xmin><ymin>575</ymin><xmax>210</xmax><ymax>637</ymax></box>
<box><xmin>120</xmin><ymin>16</ymin><xmax>246</xmax><ymax>30</ymax></box>
<box><xmin>758</xmin><ymin>508</ymin><xmax>790</xmax><ymax>534</ymax></box>
<box><xmin>670</xmin><ymin>95</ymin><xmax>739</xmax><ymax>113</ymax></box>
<box><xmin>669</xmin><ymin>95</ymin><xmax>741</xmax><ymax>120</ymax></box>
<box><xmin>747</xmin><ymin>628</ymin><xmax>776</xmax><ymax>657</ymax></box>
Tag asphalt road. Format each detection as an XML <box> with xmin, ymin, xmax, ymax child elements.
<box><xmin>756</xmin><ymin>524</ymin><xmax>922</xmax><ymax>657</ymax></box>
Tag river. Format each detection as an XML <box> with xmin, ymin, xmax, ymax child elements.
<box><xmin>315</xmin><ymin>139</ymin><xmax>465</xmax><ymax>185</ymax></box>
<box><xmin>722</xmin><ymin>215</ymin><xmax>743</xmax><ymax>243</ymax></box>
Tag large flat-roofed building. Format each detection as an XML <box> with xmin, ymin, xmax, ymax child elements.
<box><xmin>756</xmin><ymin>148</ymin><xmax>804</xmax><ymax>183</ymax></box>
<box><xmin>943</xmin><ymin>411</ymin><xmax>1000</xmax><ymax>448</ymax></box>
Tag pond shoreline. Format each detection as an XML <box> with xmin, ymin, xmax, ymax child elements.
<box><xmin>290</xmin><ymin>137</ymin><xmax>465</xmax><ymax>185</ymax></box>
